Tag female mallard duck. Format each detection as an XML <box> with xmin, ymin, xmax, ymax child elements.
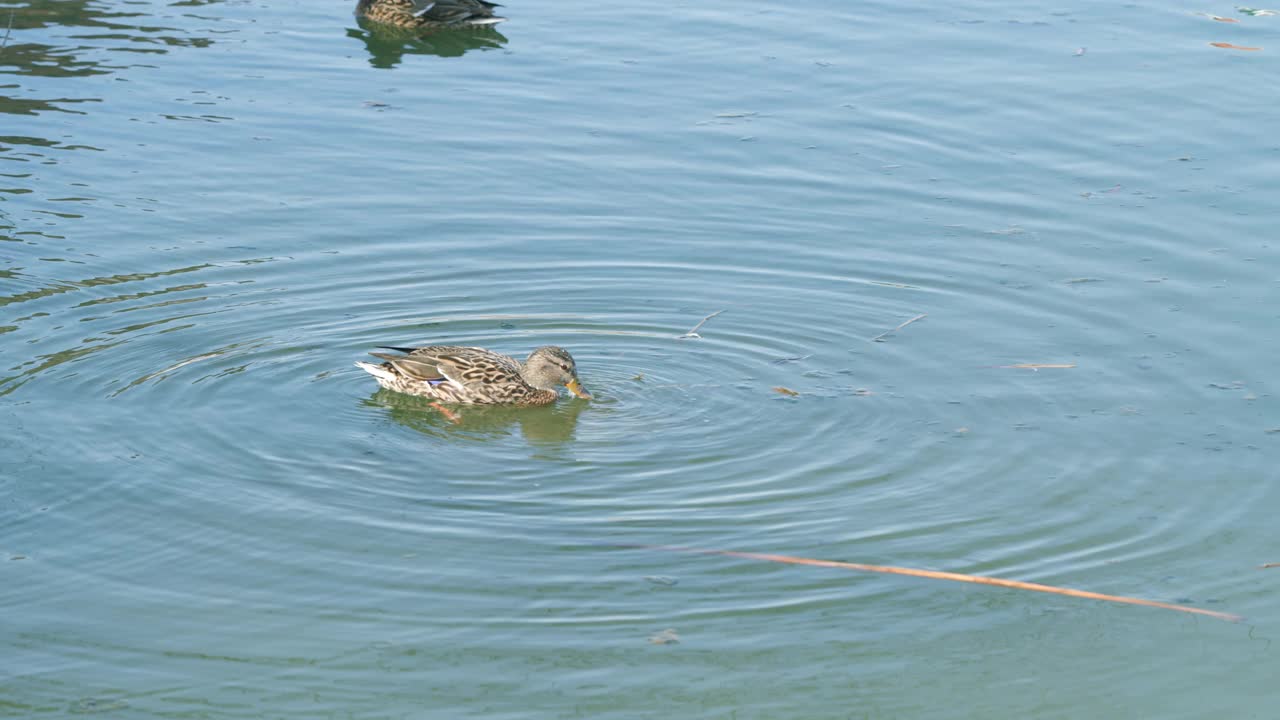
<box><xmin>356</xmin><ymin>345</ymin><xmax>590</xmax><ymax>404</ymax></box>
<box><xmin>355</xmin><ymin>0</ymin><xmax>506</xmax><ymax>30</ymax></box>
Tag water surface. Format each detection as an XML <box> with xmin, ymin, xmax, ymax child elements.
<box><xmin>3</xmin><ymin>1</ymin><xmax>1279</xmax><ymax>718</ymax></box>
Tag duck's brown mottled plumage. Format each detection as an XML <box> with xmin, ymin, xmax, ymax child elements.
<box><xmin>355</xmin><ymin>0</ymin><xmax>506</xmax><ymax>30</ymax></box>
<box><xmin>356</xmin><ymin>345</ymin><xmax>590</xmax><ymax>405</ymax></box>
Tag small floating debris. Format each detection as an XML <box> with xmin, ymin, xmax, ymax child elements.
<box><xmin>679</xmin><ymin>309</ymin><xmax>724</xmax><ymax>339</ymax></box>
<box><xmin>1210</xmin><ymin>41</ymin><xmax>1262</xmax><ymax>50</ymax></box>
<box><xmin>631</xmin><ymin>373</ymin><xmax>645</xmax><ymax>382</ymax></box>
<box><xmin>644</xmin><ymin>575</ymin><xmax>678</xmax><ymax>586</ymax></box>
<box><xmin>871</xmin><ymin>313</ymin><xmax>927</xmax><ymax>343</ymax></box>
<box><xmin>648</xmin><ymin>628</ymin><xmax>680</xmax><ymax>645</ymax></box>
<box><xmin>1261</xmin><ymin>562</ymin><xmax>1280</xmax><ymax>569</ymax></box>
<box><xmin>715</xmin><ymin>111</ymin><xmax>758</xmax><ymax>118</ymax></box>
<box><xmin>70</xmin><ymin>698</ymin><xmax>130</xmax><ymax>714</ymax></box>
<box><xmin>772</xmin><ymin>386</ymin><xmax>800</xmax><ymax>397</ymax></box>
<box><xmin>1082</xmin><ymin>184</ymin><xmax>1124</xmax><ymax>199</ymax></box>
<box><xmin>1197</xmin><ymin>12</ymin><xmax>1241</xmax><ymax>21</ymax></box>
<box><xmin>1074</xmin><ymin>47</ymin><xmax>1087</xmax><ymax>56</ymax></box>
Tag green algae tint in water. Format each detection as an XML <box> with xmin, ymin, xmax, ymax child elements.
<box><xmin>2</xmin><ymin>1</ymin><xmax>1279</xmax><ymax>718</ymax></box>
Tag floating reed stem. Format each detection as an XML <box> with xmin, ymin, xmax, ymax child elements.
<box><xmin>0</xmin><ymin>11</ymin><xmax>13</xmax><ymax>52</ymax></box>
<box><xmin>679</xmin><ymin>310</ymin><xmax>725</xmax><ymax>339</ymax></box>
<box><xmin>871</xmin><ymin>313</ymin><xmax>926</xmax><ymax>343</ymax></box>
<box><xmin>618</xmin><ymin>544</ymin><xmax>1242</xmax><ymax>623</ymax></box>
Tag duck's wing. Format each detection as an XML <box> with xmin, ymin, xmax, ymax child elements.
<box><xmin>417</xmin><ymin>0</ymin><xmax>505</xmax><ymax>24</ymax></box>
<box><xmin>372</xmin><ymin>346</ymin><xmax>520</xmax><ymax>388</ymax></box>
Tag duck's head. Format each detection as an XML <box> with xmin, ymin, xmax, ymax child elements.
<box><xmin>522</xmin><ymin>346</ymin><xmax>591</xmax><ymax>399</ymax></box>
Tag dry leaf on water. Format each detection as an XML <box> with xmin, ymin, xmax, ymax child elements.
<box><xmin>772</xmin><ymin>386</ymin><xmax>800</xmax><ymax>396</ymax></box>
<box><xmin>1210</xmin><ymin>42</ymin><xmax>1262</xmax><ymax>50</ymax></box>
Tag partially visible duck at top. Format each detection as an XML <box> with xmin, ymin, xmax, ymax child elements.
<box><xmin>356</xmin><ymin>0</ymin><xmax>506</xmax><ymax>30</ymax></box>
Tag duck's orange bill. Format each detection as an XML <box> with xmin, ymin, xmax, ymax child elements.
<box><xmin>565</xmin><ymin>378</ymin><xmax>592</xmax><ymax>399</ymax></box>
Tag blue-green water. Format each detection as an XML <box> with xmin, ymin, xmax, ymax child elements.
<box><xmin>3</xmin><ymin>1</ymin><xmax>1279</xmax><ymax>717</ymax></box>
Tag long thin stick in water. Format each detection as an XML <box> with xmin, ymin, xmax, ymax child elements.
<box><xmin>616</xmin><ymin>544</ymin><xmax>1242</xmax><ymax>623</ymax></box>
<box><xmin>1261</xmin><ymin>562</ymin><xmax>1279</xmax><ymax>569</ymax></box>
<box><xmin>990</xmin><ymin>363</ymin><xmax>1076</xmax><ymax>370</ymax></box>
<box><xmin>0</xmin><ymin>11</ymin><xmax>13</xmax><ymax>52</ymax></box>
<box><xmin>871</xmin><ymin>313</ymin><xmax>926</xmax><ymax>343</ymax></box>
<box><xmin>680</xmin><ymin>309</ymin><xmax>725</xmax><ymax>339</ymax></box>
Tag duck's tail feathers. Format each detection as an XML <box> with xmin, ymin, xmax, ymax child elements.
<box><xmin>355</xmin><ymin>361</ymin><xmax>397</xmax><ymax>383</ymax></box>
<box><xmin>377</xmin><ymin>346</ymin><xmax>418</xmax><ymax>354</ymax></box>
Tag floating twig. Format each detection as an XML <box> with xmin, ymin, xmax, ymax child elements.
<box><xmin>1261</xmin><ymin>562</ymin><xmax>1280</xmax><ymax>569</ymax></box>
<box><xmin>1197</xmin><ymin>12</ymin><xmax>1241</xmax><ymax>22</ymax></box>
<box><xmin>648</xmin><ymin>628</ymin><xmax>680</xmax><ymax>645</ymax></box>
<box><xmin>679</xmin><ymin>309</ymin><xmax>724</xmax><ymax>339</ymax></box>
<box><xmin>871</xmin><ymin>313</ymin><xmax>926</xmax><ymax>343</ymax></box>
<box><xmin>615</xmin><ymin>544</ymin><xmax>1243</xmax><ymax>623</ymax></box>
<box><xmin>0</xmin><ymin>11</ymin><xmax>13</xmax><ymax>52</ymax></box>
<box><xmin>991</xmin><ymin>363</ymin><xmax>1077</xmax><ymax>370</ymax></box>
<box><xmin>771</xmin><ymin>386</ymin><xmax>800</xmax><ymax>397</ymax></box>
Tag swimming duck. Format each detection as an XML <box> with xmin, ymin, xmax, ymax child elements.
<box><xmin>355</xmin><ymin>0</ymin><xmax>506</xmax><ymax>30</ymax></box>
<box><xmin>356</xmin><ymin>345</ymin><xmax>590</xmax><ymax>404</ymax></box>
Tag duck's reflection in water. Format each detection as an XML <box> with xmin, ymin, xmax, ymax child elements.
<box><xmin>347</xmin><ymin>19</ymin><xmax>507</xmax><ymax>68</ymax></box>
<box><xmin>367</xmin><ymin>389</ymin><xmax>588</xmax><ymax>447</ymax></box>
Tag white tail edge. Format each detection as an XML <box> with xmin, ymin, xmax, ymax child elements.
<box><xmin>355</xmin><ymin>361</ymin><xmax>395</xmax><ymax>382</ymax></box>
